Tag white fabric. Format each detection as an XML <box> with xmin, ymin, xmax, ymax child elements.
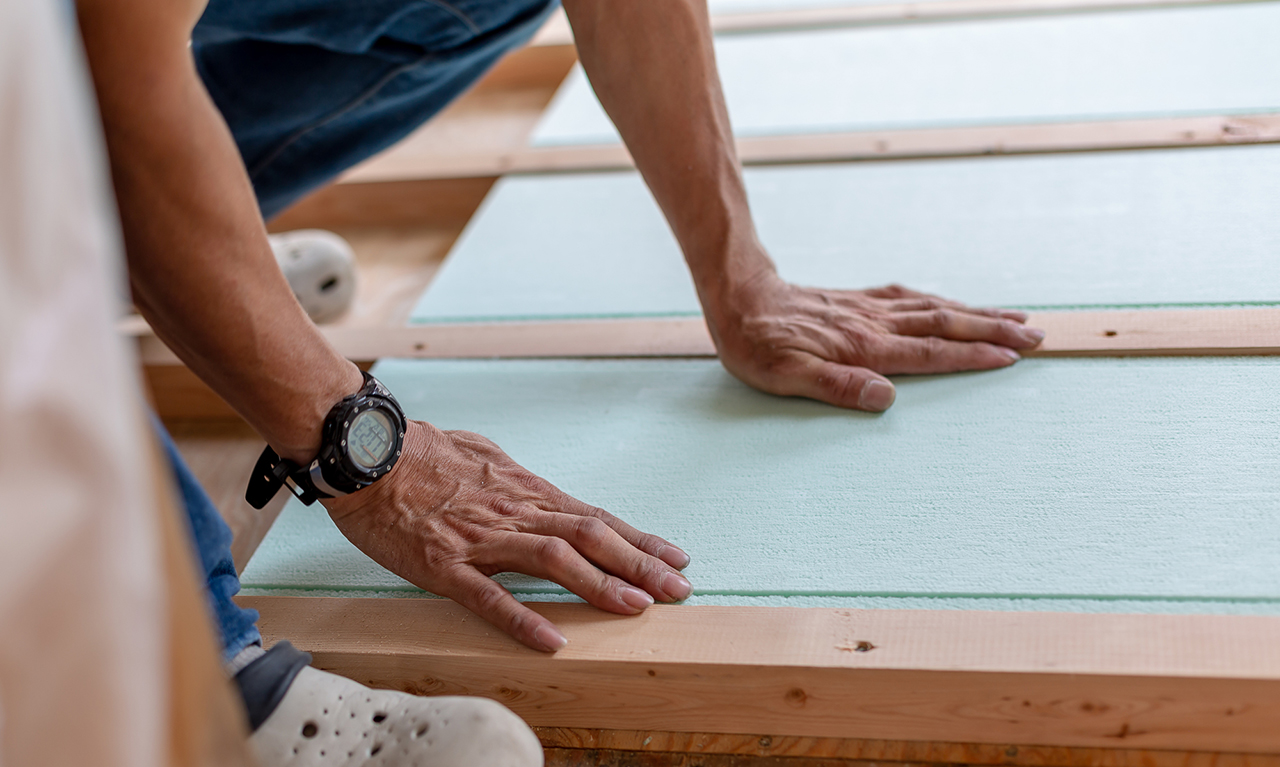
<box><xmin>251</xmin><ymin>666</ymin><xmax>543</xmax><ymax>767</ymax></box>
<box><xmin>0</xmin><ymin>1</ymin><xmax>169</xmax><ymax>765</ymax></box>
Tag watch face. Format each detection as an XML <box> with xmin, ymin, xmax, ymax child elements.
<box><xmin>347</xmin><ymin>409</ymin><xmax>395</xmax><ymax>469</ymax></box>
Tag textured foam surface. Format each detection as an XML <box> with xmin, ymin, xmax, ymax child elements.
<box><xmin>240</xmin><ymin>358</ymin><xmax>1280</xmax><ymax>613</ymax></box>
<box><xmin>409</xmin><ymin>145</ymin><xmax>1280</xmax><ymax>323</ymax></box>
<box><xmin>532</xmin><ymin>3</ymin><xmax>1280</xmax><ymax>146</ymax></box>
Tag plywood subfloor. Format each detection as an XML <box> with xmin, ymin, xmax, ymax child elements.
<box><xmin>410</xmin><ymin>144</ymin><xmax>1280</xmax><ymax>323</ymax></box>
<box><xmin>532</xmin><ymin>3</ymin><xmax>1280</xmax><ymax>146</ymax></box>
<box><xmin>240</xmin><ymin>357</ymin><xmax>1280</xmax><ymax>613</ymax></box>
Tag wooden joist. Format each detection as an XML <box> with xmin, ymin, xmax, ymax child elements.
<box><xmin>136</xmin><ymin>307</ymin><xmax>1280</xmax><ymax>366</ymax></box>
<box><xmin>536</xmin><ymin>726</ymin><xmax>1280</xmax><ymax>767</ymax></box>
<box><xmin>137</xmin><ymin>307</ymin><xmax>1280</xmax><ymax>420</ymax></box>
<box><xmin>276</xmin><ymin>114</ymin><xmax>1280</xmax><ymax>230</ymax></box>
<box><xmin>341</xmin><ymin>113</ymin><xmax>1280</xmax><ymax>185</ymax></box>
<box><xmin>245</xmin><ymin>597</ymin><xmax>1280</xmax><ymax>753</ymax></box>
<box><xmin>531</xmin><ymin>0</ymin><xmax>1275</xmax><ymax>47</ymax></box>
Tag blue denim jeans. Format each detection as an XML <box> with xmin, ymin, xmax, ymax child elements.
<box><xmin>193</xmin><ymin>0</ymin><xmax>560</xmax><ymax>219</ymax></box>
<box><xmin>172</xmin><ymin>0</ymin><xmax>558</xmax><ymax>660</ymax></box>
<box><xmin>155</xmin><ymin>420</ymin><xmax>262</xmax><ymax>662</ymax></box>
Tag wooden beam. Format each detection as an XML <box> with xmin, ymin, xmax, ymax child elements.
<box><xmin>243</xmin><ymin>597</ymin><xmax>1280</xmax><ymax>752</ymax></box>
<box><xmin>535</xmin><ymin>727</ymin><xmax>1280</xmax><ymax>767</ymax></box>
<box><xmin>530</xmin><ymin>0</ymin><xmax>1274</xmax><ymax>47</ymax></box>
<box><xmin>338</xmin><ymin>113</ymin><xmax>1280</xmax><ymax>186</ymax></box>
<box><xmin>134</xmin><ymin>308</ymin><xmax>1280</xmax><ymax>370</ymax></box>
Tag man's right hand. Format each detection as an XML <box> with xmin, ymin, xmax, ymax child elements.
<box><xmin>326</xmin><ymin>420</ymin><xmax>692</xmax><ymax>652</ymax></box>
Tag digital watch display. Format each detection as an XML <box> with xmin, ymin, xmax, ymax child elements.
<box><xmin>246</xmin><ymin>372</ymin><xmax>406</xmax><ymax>509</ymax></box>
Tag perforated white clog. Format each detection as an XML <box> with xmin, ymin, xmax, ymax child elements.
<box><xmin>250</xmin><ymin>666</ymin><xmax>543</xmax><ymax>767</ymax></box>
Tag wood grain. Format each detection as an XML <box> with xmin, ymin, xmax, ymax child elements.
<box><xmin>244</xmin><ymin>597</ymin><xmax>1280</xmax><ymax>752</ymax></box>
<box><xmin>537</xmin><ymin>728</ymin><xmax>1280</xmax><ymax>767</ymax></box>
<box><xmin>268</xmin><ymin>176</ymin><xmax>496</xmax><ymax>231</ymax></box>
<box><xmin>339</xmin><ymin>114</ymin><xmax>1280</xmax><ymax>185</ymax></box>
<box><xmin>132</xmin><ymin>307</ymin><xmax>1280</xmax><ymax>369</ymax></box>
<box><xmin>165</xmin><ymin>420</ymin><xmax>289</xmax><ymax>569</ymax></box>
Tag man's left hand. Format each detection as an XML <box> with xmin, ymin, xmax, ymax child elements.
<box><xmin>706</xmin><ymin>272</ymin><xmax>1045</xmax><ymax>412</ymax></box>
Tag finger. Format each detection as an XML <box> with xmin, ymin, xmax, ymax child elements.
<box><xmin>890</xmin><ymin>309</ymin><xmax>1044</xmax><ymax>348</ymax></box>
<box><xmin>523</xmin><ymin>511</ymin><xmax>692</xmax><ymax>602</ymax></box>
<box><xmin>487</xmin><ymin>531</ymin><xmax>672</xmax><ymax>614</ymax></box>
<box><xmin>860</xmin><ymin>283</ymin><xmax>925</xmax><ymax>300</ymax></box>
<box><xmin>885</xmin><ymin>297</ymin><xmax>993</xmax><ymax>315</ymax></box>
<box><xmin>857</xmin><ymin>285</ymin><xmax>1026</xmax><ymax>321</ymax></box>
<box><xmin>874</xmin><ymin>336</ymin><xmax>1021</xmax><ymax>375</ymax></box>
<box><xmin>769</xmin><ymin>354</ymin><xmax>898</xmax><ymax>412</ymax></box>
<box><xmin>442</xmin><ymin>567</ymin><xmax>568</xmax><ymax>652</ymax></box>
<box><xmin>535</xmin><ymin>485</ymin><xmax>692</xmax><ymax>570</ymax></box>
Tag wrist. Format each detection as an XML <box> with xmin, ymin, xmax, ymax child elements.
<box><xmin>268</xmin><ymin>361</ymin><xmax>366</xmax><ymax>464</ymax></box>
<box><xmin>690</xmin><ymin>238</ymin><xmax>780</xmax><ymax>331</ymax></box>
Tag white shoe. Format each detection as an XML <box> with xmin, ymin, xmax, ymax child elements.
<box><xmin>249</xmin><ymin>666</ymin><xmax>544</xmax><ymax>767</ymax></box>
<box><xmin>269</xmin><ymin>229</ymin><xmax>357</xmax><ymax>324</ymax></box>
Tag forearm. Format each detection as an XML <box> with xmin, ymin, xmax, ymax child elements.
<box><xmin>77</xmin><ymin>0</ymin><xmax>361</xmax><ymax>462</ymax></box>
<box><xmin>562</xmin><ymin>0</ymin><xmax>774</xmax><ymax>320</ymax></box>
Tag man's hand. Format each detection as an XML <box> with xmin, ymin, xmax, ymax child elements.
<box><xmin>326</xmin><ymin>421</ymin><xmax>692</xmax><ymax>652</ymax></box>
<box><xmin>707</xmin><ymin>272</ymin><xmax>1044</xmax><ymax>412</ymax></box>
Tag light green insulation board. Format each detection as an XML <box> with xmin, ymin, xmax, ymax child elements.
<box><xmin>240</xmin><ymin>357</ymin><xmax>1280</xmax><ymax>615</ymax></box>
<box><xmin>408</xmin><ymin>145</ymin><xmax>1280</xmax><ymax>323</ymax></box>
<box><xmin>531</xmin><ymin>3</ymin><xmax>1280</xmax><ymax>146</ymax></box>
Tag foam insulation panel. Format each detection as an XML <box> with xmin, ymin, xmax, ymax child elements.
<box><xmin>409</xmin><ymin>145</ymin><xmax>1280</xmax><ymax>323</ymax></box>
<box><xmin>532</xmin><ymin>3</ymin><xmax>1280</xmax><ymax>146</ymax></box>
<box><xmin>240</xmin><ymin>357</ymin><xmax>1280</xmax><ymax>615</ymax></box>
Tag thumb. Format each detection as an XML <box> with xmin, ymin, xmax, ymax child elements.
<box><xmin>786</xmin><ymin>355</ymin><xmax>896</xmax><ymax>412</ymax></box>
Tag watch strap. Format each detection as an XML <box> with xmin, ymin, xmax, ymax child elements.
<box><xmin>246</xmin><ymin>445</ymin><xmax>331</xmax><ymax>509</ymax></box>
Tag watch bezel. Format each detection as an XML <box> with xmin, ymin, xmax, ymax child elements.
<box><xmin>317</xmin><ymin>389</ymin><xmax>406</xmax><ymax>492</ymax></box>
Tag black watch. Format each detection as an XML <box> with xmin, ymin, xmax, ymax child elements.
<box><xmin>245</xmin><ymin>372</ymin><xmax>406</xmax><ymax>509</ymax></box>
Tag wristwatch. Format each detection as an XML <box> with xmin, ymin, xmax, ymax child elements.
<box><xmin>245</xmin><ymin>372</ymin><xmax>406</xmax><ymax>509</ymax></box>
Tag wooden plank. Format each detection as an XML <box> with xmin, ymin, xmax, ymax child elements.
<box><xmin>530</xmin><ymin>0</ymin><xmax>1278</xmax><ymax>47</ymax></box>
<box><xmin>536</xmin><ymin>727</ymin><xmax>1280</xmax><ymax>767</ymax></box>
<box><xmin>166</xmin><ymin>420</ymin><xmax>288</xmax><ymax>570</ymax></box>
<box><xmin>133</xmin><ymin>308</ymin><xmax>1280</xmax><ymax>368</ymax></box>
<box><xmin>340</xmin><ymin>113</ymin><xmax>1280</xmax><ymax>184</ymax></box>
<box><xmin>269</xmin><ymin>176</ymin><xmax>495</xmax><ymax>231</ymax></box>
<box><xmin>244</xmin><ymin>597</ymin><xmax>1280</xmax><ymax>751</ymax></box>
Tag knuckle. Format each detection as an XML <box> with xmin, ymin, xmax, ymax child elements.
<box><xmin>468</xmin><ymin>581</ymin><xmax>510</xmax><ymax>617</ymax></box>
<box><xmin>928</xmin><ymin>308</ymin><xmax>951</xmax><ymax>331</ymax></box>
<box><xmin>506</xmin><ymin>608</ymin><xmax>543</xmax><ymax>641</ymax></box>
<box><xmin>574</xmin><ymin>516</ymin><xmax>611</xmax><ymax>547</ymax></box>
<box><xmin>916</xmin><ymin>337</ymin><xmax>945</xmax><ymax>362</ymax></box>
<box><xmin>1000</xmin><ymin>320</ymin><xmax>1025</xmax><ymax>341</ymax></box>
<box><xmin>492</xmin><ymin>497</ymin><xmax>522</xmax><ymax>516</ymax></box>
<box><xmin>537</xmin><ymin>537</ymin><xmax>576</xmax><ymax>569</ymax></box>
<box><xmin>824</xmin><ymin>373</ymin><xmax>863</xmax><ymax>404</ymax></box>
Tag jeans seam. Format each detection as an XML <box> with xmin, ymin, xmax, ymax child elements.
<box><xmin>248</xmin><ymin>53</ymin><xmax>432</xmax><ymax>180</ymax></box>
<box><xmin>421</xmin><ymin>0</ymin><xmax>481</xmax><ymax>34</ymax></box>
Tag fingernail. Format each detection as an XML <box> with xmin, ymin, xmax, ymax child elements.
<box><xmin>663</xmin><ymin>572</ymin><xmax>693</xmax><ymax>601</ymax></box>
<box><xmin>1022</xmin><ymin>327</ymin><xmax>1046</xmax><ymax>344</ymax></box>
<box><xmin>620</xmin><ymin>585</ymin><xmax>655</xmax><ymax>611</ymax></box>
<box><xmin>858</xmin><ymin>379</ymin><xmax>896</xmax><ymax>412</ymax></box>
<box><xmin>658</xmin><ymin>544</ymin><xmax>691</xmax><ymax>569</ymax></box>
<box><xmin>1004</xmin><ymin>310</ymin><xmax>1029</xmax><ymax>322</ymax></box>
<box><xmin>1000</xmin><ymin>346</ymin><xmax>1022</xmax><ymax>362</ymax></box>
<box><xmin>534</xmin><ymin>624</ymin><xmax>568</xmax><ymax>652</ymax></box>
